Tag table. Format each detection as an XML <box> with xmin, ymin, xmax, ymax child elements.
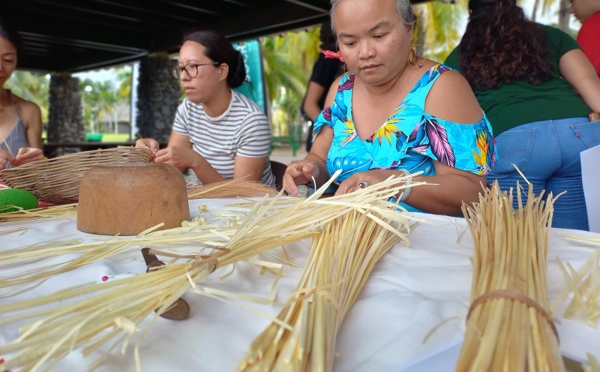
<box><xmin>1</xmin><ymin>198</ymin><xmax>599</xmax><ymax>371</ymax></box>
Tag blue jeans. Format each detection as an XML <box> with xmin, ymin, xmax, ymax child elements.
<box><xmin>487</xmin><ymin>117</ymin><xmax>600</xmax><ymax>231</ymax></box>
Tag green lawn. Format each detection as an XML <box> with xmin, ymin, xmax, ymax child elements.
<box><xmin>101</xmin><ymin>133</ymin><xmax>131</xmax><ymax>142</ymax></box>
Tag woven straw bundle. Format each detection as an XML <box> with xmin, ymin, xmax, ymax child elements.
<box><xmin>0</xmin><ymin>147</ymin><xmax>151</xmax><ymax>204</ymax></box>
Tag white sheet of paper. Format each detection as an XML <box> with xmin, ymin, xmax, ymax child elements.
<box><xmin>581</xmin><ymin>144</ymin><xmax>600</xmax><ymax>232</ymax></box>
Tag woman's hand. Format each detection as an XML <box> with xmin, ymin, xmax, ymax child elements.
<box><xmin>153</xmin><ymin>146</ymin><xmax>200</xmax><ymax>170</ymax></box>
<box><xmin>283</xmin><ymin>160</ymin><xmax>321</xmax><ymax>196</ymax></box>
<box><xmin>0</xmin><ymin>147</ymin><xmax>44</xmax><ymax>169</ymax></box>
<box><xmin>135</xmin><ymin>138</ymin><xmax>159</xmax><ymax>151</ymax></box>
<box><xmin>135</xmin><ymin>138</ymin><xmax>160</xmax><ymax>161</ymax></box>
<box><xmin>9</xmin><ymin>147</ymin><xmax>44</xmax><ymax>167</ymax></box>
<box><xmin>339</xmin><ymin>163</ymin><xmax>484</xmax><ymax>215</ymax></box>
<box><xmin>334</xmin><ymin>169</ymin><xmax>393</xmax><ymax>196</ymax></box>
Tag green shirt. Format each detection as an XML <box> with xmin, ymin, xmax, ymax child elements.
<box><xmin>445</xmin><ymin>24</ymin><xmax>591</xmax><ymax>136</ymax></box>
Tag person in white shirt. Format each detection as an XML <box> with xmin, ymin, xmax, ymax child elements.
<box><xmin>137</xmin><ymin>30</ymin><xmax>275</xmax><ymax>187</ymax></box>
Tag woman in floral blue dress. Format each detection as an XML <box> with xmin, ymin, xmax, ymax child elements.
<box><xmin>283</xmin><ymin>0</ymin><xmax>496</xmax><ymax>216</ymax></box>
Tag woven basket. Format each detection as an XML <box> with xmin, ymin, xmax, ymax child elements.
<box><xmin>0</xmin><ymin>147</ymin><xmax>152</xmax><ymax>204</ymax></box>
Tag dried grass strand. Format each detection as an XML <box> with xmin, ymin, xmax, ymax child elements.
<box><xmin>0</xmin><ymin>203</ymin><xmax>77</xmax><ymax>222</ymax></box>
<box><xmin>187</xmin><ymin>178</ymin><xmax>278</xmax><ymax>199</ymax></box>
<box><xmin>0</xmin><ymin>172</ymin><xmax>421</xmax><ymax>371</ymax></box>
<box><xmin>551</xmin><ymin>250</ymin><xmax>600</xmax><ymax>327</ymax></box>
<box><xmin>237</xmin><ymin>199</ymin><xmax>416</xmax><ymax>371</ymax></box>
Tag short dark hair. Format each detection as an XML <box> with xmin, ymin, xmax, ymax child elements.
<box><xmin>183</xmin><ymin>30</ymin><xmax>246</xmax><ymax>88</ymax></box>
<box><xmin>0</xmin><ymin>17</ymin><xmax>22</xmax><ymax>54</ymax></box>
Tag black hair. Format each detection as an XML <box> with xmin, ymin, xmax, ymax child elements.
<box><xmin>319</xmin><ymin>19</ymin><xmax>337</xmax><ymax>51</ymax></box>
<box><xmin>183</xmin><ymin>30</ymin><xmax>246</xmax><ymax>88</ymax></box>
<box><xmin>458</xmin><ymin>0</ymin><xmax>552</xmax><ymax>90</ymax></box>
<box><xmin>0</xmin><ymin>17</ymin><xmax>22</xmax><ymax>54</ymax></box>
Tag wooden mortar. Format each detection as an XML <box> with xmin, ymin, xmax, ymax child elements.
<box><xmin>77</xmin><ymin>163</ymin><xmax>190</xmax><ymax>235</ymax></box>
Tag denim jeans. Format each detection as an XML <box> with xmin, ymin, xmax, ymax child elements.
<box><xmin>487</xmin><ymin>117</ymin><xmax>600</xmax><ymax>230</ymax></box>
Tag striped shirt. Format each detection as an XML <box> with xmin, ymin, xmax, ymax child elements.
<box><xmin>172</xmin><ymin>90</ymin><xmax>275</xmax><ymax>187</ymax></box>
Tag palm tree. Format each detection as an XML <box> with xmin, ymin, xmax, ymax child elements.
<box><xmin>413</xmin><ymin>0</ymin><xmax>465</xmax><ymax>61</ymax></box>
<box><xmin>6</xmin><ymin>71</ymin><xmax>50</xmax><ymax>122</ymax></box>
<box><xmin>260</xmin><ymin>26</ymin><xmax>321</xmax><ymax>136</ymax></box>
<box><xmin>115</xmin><ymin>66</ymin><xmax>132</xmax><ymax>100</ymax></box>
<box><xmin>113</xmin><ymin>66</ymin><xmax>133</xmax><ymax>136</ymax></box>
<box><xmin>79</xmin><ymin>79</ymin><xmax>120</xmax><ymax>133</ymax></box>
<box><xmin>78</xmin><ymin>66</ymin><xmax>133</xmax><ymax>135</ymax></box>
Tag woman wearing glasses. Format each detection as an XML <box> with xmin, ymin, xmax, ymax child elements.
<box><xmin>137</xmin><ymin>30</ymin><xmax>275</xmax><ymax>187</ymax></box>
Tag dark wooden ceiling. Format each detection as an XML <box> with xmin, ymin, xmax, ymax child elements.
<box><xmin>1</xmin><ymin>0</ymin><xmax>431</xmax><ymax>73</ymax></box>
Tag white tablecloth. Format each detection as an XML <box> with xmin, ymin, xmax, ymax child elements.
<box><xmin>1</xmin><ymin>198</ymin><xmax>599</xmax><ymax>371</ymax></box>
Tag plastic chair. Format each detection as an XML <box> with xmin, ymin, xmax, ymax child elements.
<box><xmin>270</xmin><ymin>160</ymin><xmax>288</xmax><ymax>191</ymax></box>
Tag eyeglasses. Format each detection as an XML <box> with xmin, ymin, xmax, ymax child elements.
<box><xmin>174</xmin><ymin>62</ymin><xmax>220</xmax><ymax>79</ymax></box>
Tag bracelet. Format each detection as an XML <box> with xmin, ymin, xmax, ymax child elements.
<box><xmin>398</xmin><ymin>169</ymin><xmax>412</xmax><ymax>202</ymax></box>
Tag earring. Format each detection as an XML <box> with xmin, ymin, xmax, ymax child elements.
<box><xmin>408</xmin><ymin>45</ymin><xmax>423</xmax><ymax>68</ymax></box>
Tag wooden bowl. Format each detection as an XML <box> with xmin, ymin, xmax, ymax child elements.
<box><xmin>77</xmin><ymin>163</ymin><xmax>190</xmax><ymax>235</ymax></box>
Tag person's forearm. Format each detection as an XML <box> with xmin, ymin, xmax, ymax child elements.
<box><xmin>578</xmin><ymin>77</ymin><xmax>600</xmax><ymax>113</ymax></box>
<box><xmin>190</xmin><ymin>156</ymin><xmax>226</xmax><ymax>184</ymax></box>
<box><xmin>304</xmin><ymin>103</ymin><xmax>322</xmax><ymax>122</ymax></box>
<box><xmin>303</xmin><ymin>82</ymin><xmax>327</xmax><ymax>121</ymax></box>
<box><xmin>28</xmin><ymin>138</ymin><xmax>43</xmax><ymax>150</ymax></box>
<box><xmin>404</xmin><ymin>174</ymin><xmax>485</xmax><ymax>216</ymax></box>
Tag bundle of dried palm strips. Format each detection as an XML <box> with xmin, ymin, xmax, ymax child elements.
<box><xmin>457</xmin><ymin>182</ymin><xmax>563</xmax><ymax>371</ymax></box>
<box><xmin>237</xmin><ymin>193</ymin><xmax>415</xmax><ymax>371</ymax></box>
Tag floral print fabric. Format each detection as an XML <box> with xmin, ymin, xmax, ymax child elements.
<box><xmin>313</xmin><ymin>64</ymin><xmax>496</xmax><ymax>184</ymax></box>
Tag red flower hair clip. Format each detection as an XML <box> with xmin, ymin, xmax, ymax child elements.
<box><xmin>322</xmin><ymin>50</ymin><xmax>344</xmax><ymax>62</ymax></box>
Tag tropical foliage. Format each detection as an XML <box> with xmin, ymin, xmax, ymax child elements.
<box><xmin>5</xmin><ymin>66</ymin><xmax>132</xmax><ymax>135</ymax></box>
<box><xmin>260</xmin><ymin>26</ymin><xmax>321</xmax><ymax>136</ymax></box>
<box><xmin>78</xmin><ymin>66</ymin><xmax>132</xmax><ymax>134</ymax></box>
<box><xmin>413</xmin><ymin>0</ymin><xmax>466</xmax><ymax>61</ymax></box>
<box><xmin>6</xmin><ymin>71</ymin><xmax>50</xmax><ymax>122</ymax></box>
<box><xmin>414</xmin><ymin>0</ymin><xmax>575</xmax><ymax>63</ymax></box>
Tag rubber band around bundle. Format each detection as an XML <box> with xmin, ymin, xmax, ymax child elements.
<box><xmin>466</xmin><ymin>289</ymin><xmax>559</xmax><ymax>341</ymax></box>
<box><xmin>192</xmin><ymin>249</ymin><xmax>229</xmax><ymax>273</ymax></box>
